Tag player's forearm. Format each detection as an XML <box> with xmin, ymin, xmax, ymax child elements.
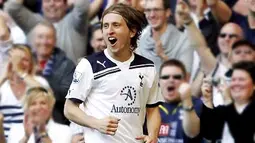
<box><xmin>182</xmin><ymin>98</ymin><xmax>200</xmax><ymax>138</ymax></box>
<box><xmin>64</xmin><ymin>99</ymin><xmax>98</xmax><ymax>129</ymax></box>
<box><xmin>146</xmin><ymin>106</ymin><xmax>161</xmax><ymax>140</ymax></box>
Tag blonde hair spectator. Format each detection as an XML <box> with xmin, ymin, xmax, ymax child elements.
<box><xmin>23</xmin><ymin>87</ymin><xmax>55</xmax><ymax>112</ymax></box>
<box><xmin>0</xmin><ymin>44</ymin><xmax>35</xmax><ymax>86</ymax></box>
<box><xmin>0</xmin><ymin>44</ymin><xmax>49</xmax><ymax>140</ymax></box>
<box><xmin>7</xmin><ymin>87</ymin><xmax>72</xmax><ymax>143</ymax></box>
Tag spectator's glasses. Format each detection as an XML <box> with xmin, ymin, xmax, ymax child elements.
<box><xmin>144</xmin><ymin>8</ymin><xmax>165</xmax><ymax>14</ymax></box>
<box><xmin>219</xmin><ymin>33</ymin><xmax>239</xmax><ymax>39</ymax></box>
<box><xmin>160</xmin><ymin>74</ymin><xmax>183</xmax><ymax>80</ymax></box>
<box><xmin>27</xmin><ymin>87</ymin><xmax>48</xmax><ymax>95</ymax></box>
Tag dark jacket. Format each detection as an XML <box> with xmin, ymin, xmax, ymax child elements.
<box><xmin>42</xmin><ymin>47</ymin><xmax>76</xmax><ymax>125</ymax></box>
<box><xmin>200</xmin><ymin>98</ymin><xmax>255</xmax><ymax>143</ymax></box>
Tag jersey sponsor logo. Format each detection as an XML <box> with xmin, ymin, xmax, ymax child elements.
<box><xmin>111</xmin><ymin>86</ymin><xmax>141</xmax><ymax>115</ymax></box>
<box><xmin>97</xmin><ymin>60</ymin><xmax>106</xmax><ymax>68</ymax></box>
<box><xmin>111</xmin><ymin>105</ymin><xmax>140</xmax><ymax>114</ymax></box>
<box><xmin>73</xmin><ymin>71</ymin><xmax>82</xmax><ymax>83</ymax></box>
<box><xmin>120</xmin><ymin>86</ymin><xmax>136</xmax><ymax>106</ymax></box>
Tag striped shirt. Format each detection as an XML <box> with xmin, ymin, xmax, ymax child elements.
<box><xmin>0</xmin><ymin>76</ymin><xmax>49</xmax><ymax>140</ymax></box>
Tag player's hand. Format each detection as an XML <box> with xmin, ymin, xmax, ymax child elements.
<box><xmin>135</xmin><ymin>135</ymin><xmax>157</xmax><ymax>143</ymax></box>
<box><xmin>95</xmin><ymin>116</ymin><xmax>120</xmax><ymax>135</ymax></box>
<box><xmin>71</xmin><ymin>134</ymin><xmax>84</xmax><ymax>143</ymax></box>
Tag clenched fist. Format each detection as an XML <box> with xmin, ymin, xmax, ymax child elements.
<box><xmin>178</xmin><ymin>82</ymin><xmax>192</xmax><ymax>102</ymax></box>
<box><xmin>95</xmin><ymin>116</ymin><xmax>120</xmax><ymax>135</ymax></box>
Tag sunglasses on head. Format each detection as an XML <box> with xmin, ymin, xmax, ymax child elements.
<box><xmin>160</xmin><ymin>74</ymin><xmax>183</xmax><ymax>80</ymax></box>
<box><xmin>219</xmin><ymin>33</ymin><xmax>239</xmax><ymax>39</ymax></box>
<box><xmin>27</xmin><ymin>87</ymin><xmax>48</xmax><ymax>95</ymax></box>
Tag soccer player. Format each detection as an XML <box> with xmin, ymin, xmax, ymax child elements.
<box><xmin>64</xmin><ymin>3</ymin><xmax>163</xmax><ymax>143</ymax></box>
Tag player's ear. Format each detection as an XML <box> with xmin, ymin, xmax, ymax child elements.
<box><xmin>130</xmin><ymin>29</ymin><xmax>136</xmax><ymax>38</ymax></box>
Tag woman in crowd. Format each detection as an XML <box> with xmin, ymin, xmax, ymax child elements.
<box><xmin>8</xmin><ymin>87</ymin><xmax>72</xmax><ymax>143</ymax></box>
<box><xmin>0</xmin><ymin>44</ymin><xmax>49</xmax><ymax>140</ymax></box>
<box><xmin>200</xmin><ymin>61</ymin><xmax>255</xmax><ymax>142</ymax></box>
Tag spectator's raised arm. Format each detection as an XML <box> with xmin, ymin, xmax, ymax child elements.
<box><xmin>67</xmin><ymin>0</ymin><xmax>90</xmax><ymax>33</ymax></box>
<box><xmin>206</xmin><ymin>0</ymin><xmax>232</xmax><ymax>24</ymax></box>
<box><xmin>4</xmin><ymin>0</ymin><xmax>43</xmax><ymax>34</ymax></box>
<box><xmin>176</xmin><ymin>1</ymin><xmax>217</xmax><ymax>75</ymax></box>
<box><xmin>88</xmin><ymin>0</ymin><xmax>104</xmax><ymax>20</ymax></box>
<box><xmin>179</xmin><ymin>83</ymin><xmax>200</xmax><ymax>138</ymax></box>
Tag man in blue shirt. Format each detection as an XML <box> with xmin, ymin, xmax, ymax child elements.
<box><xmin>158</xmin><ymin>59</ymin><xmax>203</xmax><ymax>143</ymax></box>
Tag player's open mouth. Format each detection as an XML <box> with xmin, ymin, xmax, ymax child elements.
<box><xmin>108</xmin><ymin>37</ymin><xmax>117</xmax><ymax>45</ymax></box>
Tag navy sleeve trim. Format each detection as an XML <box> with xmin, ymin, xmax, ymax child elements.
<box><xmin>69</xmin><ymin>98</ymin><xmax>83</xmax><ymax>104</ymax></box>
<box><xmin>146</xmin><ymin>102</ymin><xmax>163</xmax><ymax>108</ymax></box>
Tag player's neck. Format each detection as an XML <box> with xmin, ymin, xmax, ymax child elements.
<box><xmin>107</xmin><ymin>48</ymin><xmax>132</xmax><ymax>62</ymax></box>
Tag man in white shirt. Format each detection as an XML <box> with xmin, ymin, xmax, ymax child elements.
<box><xmin>64</xmin><ymin>3</ymin><xmax>163</xmax><ymax>143</ymax></box>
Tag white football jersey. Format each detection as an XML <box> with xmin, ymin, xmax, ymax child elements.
<box><xmin>66</xmin><ymin>49</ymin><xmax>163</xmax><ymax>143</ymax></box>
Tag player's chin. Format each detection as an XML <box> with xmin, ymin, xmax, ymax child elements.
<box><xmin>108</xmin><ymin>46</ymin><xmax>120</xmax><ymax>53</ymax></box>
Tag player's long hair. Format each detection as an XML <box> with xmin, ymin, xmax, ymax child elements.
<box><xmin>101</xmin><ymin>3</ymin><xmax>147</xmax><ymax>51</ymax></box>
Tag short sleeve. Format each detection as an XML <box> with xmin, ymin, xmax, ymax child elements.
<box><xmin>65</xmin><ymin>58</ymin><xmax>94</xmax><ymax>102</ymax></box>
<box><xmin>146</xmin><ymin>71</ymin><xmax>164</xmax><ymax>108</ymax></box>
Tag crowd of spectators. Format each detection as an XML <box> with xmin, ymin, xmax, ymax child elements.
<box><xmin>0</xmin><ymin>0</ymin><xmax>254</xmax><ymax>143</ymax></box>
